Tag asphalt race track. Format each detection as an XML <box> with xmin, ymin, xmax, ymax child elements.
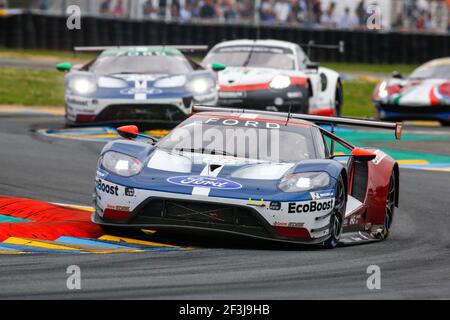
<box><xmin>0</xmin><ymin>113</ymin><xmax>449</xmax><ymax>299</ymax></box>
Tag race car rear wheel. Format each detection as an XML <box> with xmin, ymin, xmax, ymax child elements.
<box><xmin>324</xmin><ymin>175</ymin><xmax>346</xmax><ymax>249</ymax></box>
<box><xmin>374</xmin><ymin>171</ymin><xmax>396</xmax><ymax>240</ymax></box>
<box><xmin>383</xmin><ymin>172</ymin><xmax>396</xmax><ymax>238</ymax></box>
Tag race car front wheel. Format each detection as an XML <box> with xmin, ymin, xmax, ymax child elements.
<box><xmin>324</xmin><ymin>175</ymin><xmax>346</xmax><ymax>249</ymax></box>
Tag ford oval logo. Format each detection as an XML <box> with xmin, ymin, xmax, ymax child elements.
<box><xmin>167</xmin><ymin>176</ymin><xmax>242</xmax><ymax>190</ymax></box>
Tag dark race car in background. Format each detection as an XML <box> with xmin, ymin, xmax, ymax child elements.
<box><xmin>373</xmin><ymin>57</ymin><xmax>450</xmax><ymax>125</ymax></box>
<box><xmin>56</xmin><ymin>46</ymin><xmax>221</xmax><ymax>126</ymax></box>
<box><xmin>202</xmin><ymin>39</ymin><xmax>344</xmax><ymax>117</ymax></box>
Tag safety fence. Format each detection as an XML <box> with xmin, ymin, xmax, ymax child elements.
<box><xmin>0</xmin><ymin>13</ymin><xmax>449</xmax><ymax>64</ymax></box>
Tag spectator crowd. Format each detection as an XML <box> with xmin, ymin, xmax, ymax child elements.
<box><xmin>2</xmin><ymin>0</ymin><xmax>449</xmax><ymax>33</ymax></box>
<box><xmin>392</xmin><ymin>0</ymin><xmax>450</xmax><ymax>33</ymax></box>
<box><xmin>125</xmin><ymin>0</ymin><xmax>373</xmax><ymax>29</ymax></box>
<box><xmin>98</xmin><ymin>0</ymin><xmax>450</xmax><ymax>32</ymax></box>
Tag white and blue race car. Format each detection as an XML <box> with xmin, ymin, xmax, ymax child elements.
<box><xmin>92</xmin><ymin>106</ymin><xmax>402</xmax><ymax>248</ymax></box>
<box><xmin>56</xmin><ymin>46</ymin><xmax>222</xmax><ymax>126</ymax></box>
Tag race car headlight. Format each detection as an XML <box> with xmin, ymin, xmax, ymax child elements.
<box><xmin>278</xmin><ymin>172</ymin><xmax>330</xmax><ymax>192</ymax></box>
<box><xmin>101</xmin><ymin>151</ymin><xmax>143</xmax><ymax>177</ymax></box>
<box><xmin>154</xmin><ymin>75</ymin><xmax>186</xmax><ymax>88</ymax></box>
<box><xmin>270</xmin><ymin>75</ymin><xmax>291</xmax><ymax>90</ymax></box>
<box><xmin>98</xmin><ymin>76</ymin><xmax>128</xmax><ymax>88</ymax></box>
<box><xmin>186</xmin><ymin>77</ymin><xmax>214</xmax><ymax>95</ymax></box>
<box><xmin>69</xmin><ymin>77</ymin><xmax>96</xmax><ymax>95</ymax></box>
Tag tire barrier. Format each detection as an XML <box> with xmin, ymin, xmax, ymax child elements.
<box><xmin>0</xmin><ymin>13</ymin><xmax>449</xmax><ymax>64</ymax></box>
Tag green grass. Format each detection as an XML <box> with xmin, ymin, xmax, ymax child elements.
<box><xmin>322</xmin><ymin>62</ymin><xmax>418</xmax><ymax>75</ymax></box>
<box><xmin>0</xmin><ymin>68</ymin><xmax>378</xmax><ymax>117</ymax></box>
<box><xmin>0</xmin><ymin>47</ymin><xmax>96</xmax><ymax>63</ymax></box>
<box><xmin>0</xmin><ymin>48</ymin><xmax>415</xmax><ymax>117</ymax></box>
<box><xmin>341</xmin><ymin>80</ymin><xmax>377</xmax><ymax>118</ymax></box>
<box><xmin>0</xmin><ymin>67</ymin><xmax>64</xmax><ymax>106</ymax></box>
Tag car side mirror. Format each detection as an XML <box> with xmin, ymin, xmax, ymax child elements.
<box><xmin>392</xmin><ymin>71</ymin><xmax>403</xmax><ymax>79</ymax></box>
<box><xmin>211</xmin><ymin>63</ymin><xmax>226</xmax><ymax>72</ymax></box>
<box><xmin>117</xmin><ymin>125</ymin><xmax>139</xmax><ymax>140</ymax></box>
<box><xmin>56</xmin><ymin>62</ymin><xmax>72</xmax><ymax>72</ymax></box>
<box><xmin>306</xmin><ymin>62</ymin><xmax>319</xmax><ymax>71</ymax></box>
<box><xmin>351</xmin><ymin>147</ymin><xmax>376</xmax><ymax>161</ymax></box>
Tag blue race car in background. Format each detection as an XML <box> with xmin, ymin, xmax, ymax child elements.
<box><xmin>56</xmin><ymin>46</ymin><xmax>224</xmax><ymax>126</ymax></box>
<box><xmin>92</xmin><ymin>106</ymin><xmax>401</xmax><ymax>249</ymax></box>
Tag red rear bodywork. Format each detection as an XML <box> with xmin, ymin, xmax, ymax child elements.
<box><xmin>345</xmin><ymin>150</ymin><xmax>399</xmax><ymax>231</ymax></box>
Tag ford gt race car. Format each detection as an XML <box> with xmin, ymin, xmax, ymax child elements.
<box><xmin>373</xmin><ymin>57</ymin><xmax>450</xmax><ymax>125</ymax></box>
<box><xmin>201</xmin><ymin>39</ymin><xmax>343</xmax><ymax>116</ymax></box>
<box><xmin>56</xmin><ymin>46</ymin><xmax>221</xmax><ymax>125</ymax></box>
<box><xmin>92</xmin><ymin>106</ymin><xmax>401</xmax><ymax>248</ymax></box>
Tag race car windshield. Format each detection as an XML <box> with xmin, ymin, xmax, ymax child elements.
<box><xmin>409</xmin><ymin>64</ymin><xmax>450</xmax><ymax>80</ymax></box>
<box><xmin>88</xmin><ymin>53</ymin><xmax>192</xmax><ymax>75</ymax></box>
<box><xmin>157</xmin><ymin>119</ymin><xmax>315</xmax><ymax>163</ymax></box>
<box><xmin>203</xmin><ymin>46</ymin><xmax>295</xmax><ymax>70</ymax></box>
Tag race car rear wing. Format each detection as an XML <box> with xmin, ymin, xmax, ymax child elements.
<box><xmin>74</xmin><ymin>45</ymin><xmax>209</xmax><ymax>53</ymax></box>
<box><xmin>192</xmin><ymin>105</ymin><xmax>403</xmax><ymax>140</ymax></box>
<box><xmin>299</xmin><ymin>41</ymin><xmax>345</xmax><ymax>59</ymax></box>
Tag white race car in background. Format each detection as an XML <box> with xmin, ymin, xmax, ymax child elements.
<box><xmin>202</xmin><ymin>39</ymin><xmax>343</xmax><ymax>116</ymax></box>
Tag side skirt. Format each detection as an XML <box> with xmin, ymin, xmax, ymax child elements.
<box><xmin>339</xmin><ymin>227</ymin><xmax>384</xmax><ymax>246</ymax></box>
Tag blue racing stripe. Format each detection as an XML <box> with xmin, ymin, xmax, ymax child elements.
<box><xmin>0</xmin><ymin>243</ymin><xmax>85</xmax><ymax>254</ymax></box>
<box><xmin>0</xmin><ymin>245</ymin><xmax>22</xmax><ymax>251</ymax></box>
<box><xmin>46</xmin><ymin>127</ymin><xmax>112</xmax><ymax>135</ymax></box>
<box><xmin>56</xmin><ymin>236</ymin><xmax>181</xmax><ymax>251</ymax></box>
<box><xmin>56</xmin><ymin>236</ymin><xmax>139</xmax><ymax>249</ymax></box>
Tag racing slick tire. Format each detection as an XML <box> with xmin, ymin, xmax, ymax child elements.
<box><xmin>335</xmin><ymin>81</ymin><xmax>343</xmax><ymax>117</ymax></box>
<box><xmin>376</xmin><ymin>171</ymin><xmax>396</xmax><ymax>240</ymax></box>
<box><xmin>324</xmin><ymin>175</ymin><xmax>346</xmax><ymax>249</ymax></box>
